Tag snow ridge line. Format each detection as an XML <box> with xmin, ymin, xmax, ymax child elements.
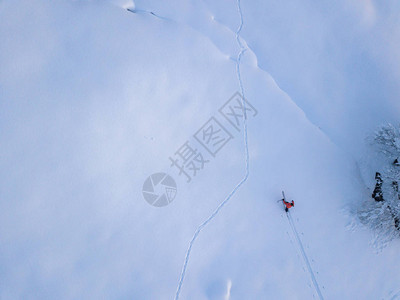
<box><xmin>174</xmin><ymin>0</ymin><xmax>250</xmax><ymax>299</ymax></box>
<box><xmin>287</xmin><ymin>212</ymin><xmax>324</xmax><ymax>300</ymax></box>
<box><xmin>127</xmin><ymin>8</ymin><xmax>171</xmax><ymax>21</ymax></box>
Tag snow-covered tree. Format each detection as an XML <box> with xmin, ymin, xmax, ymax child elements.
<box><xmin>373</xmin><ymin>124</ymin><xmax>400</xmax><ymax>205</ymax></box>
<box><xmin>359</xmin><ymin>124</ymin><xmax>400</xmax><ymax>244</ymax></box>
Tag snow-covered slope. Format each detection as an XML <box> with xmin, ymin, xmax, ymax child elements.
<box><xmin>1</xmin><ymin>0</ymin><xmax>400</xmax><ymax>299</ymax></box>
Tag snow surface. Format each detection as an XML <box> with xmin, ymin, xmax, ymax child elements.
<box><xmin>1</xmin><ymin>0</ymin><xmax>400</xmax><ymax>299</ymax></box>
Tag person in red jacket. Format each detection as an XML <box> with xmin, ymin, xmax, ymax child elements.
<box><xmin>282</xmin><ymin>198</ymin><xmax>294</xmax><ymax>212</ymax></box>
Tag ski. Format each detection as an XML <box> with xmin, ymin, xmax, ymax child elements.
<box><xmin>281</xmin><ymin>191</ymin><xmax>291</xmax><ymax>213</ymax></box>
<box><xmin>277</xmin><ymin>191</ymin><xmax>284</xmax><ymax>211</ymax></box>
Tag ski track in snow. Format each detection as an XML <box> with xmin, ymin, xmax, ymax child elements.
<box><xmin>174</xmin><ymin>0</ymin><xmax>249</xmax><ymax>299</ymax></box>
<box><xmin>287</xmin><ymin>212</ymin><xmax>324</xmax><ymax>300</ymax></box>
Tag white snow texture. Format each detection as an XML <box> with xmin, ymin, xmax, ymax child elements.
<box><xmin>1</xmin><ymin>0</ymin><xmax>400</xmax><ymax>299</ymax></box>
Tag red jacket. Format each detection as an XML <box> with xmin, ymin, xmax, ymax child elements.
<box><xmin>283</xmin><ymin>199</ymin><xmax>294</xmax><ymax>209</ymax></box>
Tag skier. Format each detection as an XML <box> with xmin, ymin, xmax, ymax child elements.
<box><xmin>282</xmin><ymin>198</ymin><xmax>294</xmax><ymax>212</ymax></box>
